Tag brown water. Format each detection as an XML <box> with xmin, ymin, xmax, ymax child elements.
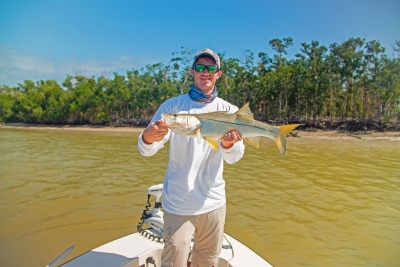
<box><xmin>0</xmin><ymin>128</ymin><xmax>399</xmax><ymax>267</ymax></box>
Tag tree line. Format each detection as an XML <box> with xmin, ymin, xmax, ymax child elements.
<box><xmin>1</xmin><ymin>37</ymin><xmax>399</xmax><ymax>129</ymax></box>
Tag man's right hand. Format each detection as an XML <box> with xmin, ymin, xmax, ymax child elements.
<box><xmin>142</xmin><ymin>120</ymin><xmax>169</xmax><ymax>144</ymax></box>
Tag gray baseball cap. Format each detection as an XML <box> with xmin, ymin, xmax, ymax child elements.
<box><xmin>193</xmin><ymin>48</ymin><xmax>220</xmax><ymax>69</ymax></box>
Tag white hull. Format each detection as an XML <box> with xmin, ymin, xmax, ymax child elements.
<box><xmin>61</xmin><ymin>230</ymin><xmax>273</xmax><ymax>267</ymax></box>
<box><xmin>58</xmin><ymin>184</ymin><xmax>273</xmax><ymax>267</ymax></box>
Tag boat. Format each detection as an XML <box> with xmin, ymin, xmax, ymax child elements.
<box><xmin>52</xmin><ymin>184</ymin><xmax>273</xmax><ymax>267</ymax></box>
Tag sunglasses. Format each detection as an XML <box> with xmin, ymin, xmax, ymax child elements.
<box><xmin>192</xmin><ymin>64</ymin><xmax>219</xmax><ymax>74</ymax></box>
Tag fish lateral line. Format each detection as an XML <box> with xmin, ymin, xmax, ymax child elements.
<box><xmin>161</xmin><ymin>104</ymin><xmax>300</xmax><ymax>156</ymax></box>
<box><xmin>198</xmin><ymin>118</ymin><xmax>270</xmax><ymax>131</ymax></box>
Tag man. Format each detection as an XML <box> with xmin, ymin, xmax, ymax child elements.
<box><xmin>138</xmin><ymin>48</ymin><xmax>245</xmax><ymax>267</ymax></box>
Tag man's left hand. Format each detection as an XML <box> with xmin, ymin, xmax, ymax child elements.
<box><xmin>220</xmin><ymin>130</ymin><xmax>242</xmax><ymax>149</ymax></box>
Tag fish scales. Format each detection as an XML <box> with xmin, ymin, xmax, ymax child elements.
<box><xmin>161</xmin><ymin>103</ymin><xmax>299</xmax><ymax>156</ymax></box>
<box><xmin>196</xmin><ymin>113</ymin><xmax>280</xmax><ymax>140</ymax></box>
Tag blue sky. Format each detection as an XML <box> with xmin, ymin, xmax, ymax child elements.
<box><xmin>0</xmin><ymin>0</ymin><xmax>399</xmax><ymax>87</ymax></box>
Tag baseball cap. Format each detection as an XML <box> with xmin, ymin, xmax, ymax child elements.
<box><xmin>193</xmin><ymin>48</ymin><xmax>220</xmax><ymax>69</ymax></box>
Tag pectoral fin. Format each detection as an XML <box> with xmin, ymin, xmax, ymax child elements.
<box><xmin>204</xmin><ymin>138</ymin><xmax>219</xmax><ymax>150</ymax></box>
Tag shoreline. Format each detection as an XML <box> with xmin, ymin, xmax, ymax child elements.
<box><xmin>1</xmin><ymin>123</ymin><xmax>400</xmax><ymax>140</ymax></box>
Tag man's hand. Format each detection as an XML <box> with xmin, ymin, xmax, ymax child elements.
<box><xmin>142</xmin><ymin>120</ymin><xmax>169</xmax><ymax>144</ymax></box>
<box><xmin>220</xmin><ymin>129</ymin><xmax>242</xmax><ymax>149</ymax></box>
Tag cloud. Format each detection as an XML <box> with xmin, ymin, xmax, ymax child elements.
<box><xmin>10</xmin><ymin>54</ymin><xmax>56</xmax><ymax>74</ymax></box>
<box><xmin>0</xmin><ymin>45</ymin><xmax>56</xmax><ymax>78</ymax></box>
<box><xmin>0</xmin><ymin>45</ymin><xmax>141</xmax><ymax>87</ymax></box>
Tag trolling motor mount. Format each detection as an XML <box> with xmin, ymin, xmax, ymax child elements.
<box><xmin>137</xmin><ymin>184</ymin><xmax>165</xmax><ymax>242</ymax></box>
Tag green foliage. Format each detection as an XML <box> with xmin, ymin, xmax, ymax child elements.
<box><xmin>0</xmin><ymin>86</ymin><xmax>15</xmax><ymax>122</ymax></box>
<box><xmin>1</xmin><ymin>38</ymin><xmax>399</xmax><ymax>125</ymax></box>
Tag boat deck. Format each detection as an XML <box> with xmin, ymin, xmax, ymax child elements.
<box><xmin>61</xmin><ymin>231</ymin><xmax>273</xmax><ymax>267</ymax></box>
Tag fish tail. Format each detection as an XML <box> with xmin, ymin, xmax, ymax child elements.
<box><xmin>274</xmin><ymin>124</ymin><xmax>300</xmax><ymax>157</ymax></box>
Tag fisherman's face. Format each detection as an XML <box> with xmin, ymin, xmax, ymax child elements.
<box><xmin>190</xmin><ymin>57</ymin><xmax>222</xmax><ymax>94</ymax></box>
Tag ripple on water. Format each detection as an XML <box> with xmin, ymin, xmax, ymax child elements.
<box><xmin>1</xmin><ymin>129</ymin><xmax>400</xmax><ymax>267</ymax></box>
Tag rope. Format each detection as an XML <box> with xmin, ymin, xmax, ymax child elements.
<box><xmin>223</xmin><ymin>234</ymin><xmax>234</xmax><ymax>267</ymax></box>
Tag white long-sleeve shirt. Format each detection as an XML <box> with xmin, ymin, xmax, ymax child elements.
<box><xmin>138</xmin><ymin>94</ymin><xmax>245</xmax><ymax>215</ymax></box>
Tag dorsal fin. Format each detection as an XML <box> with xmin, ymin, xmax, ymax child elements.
<box><xmin>235</xmin><ymin>103</ymin><xmax>254</xmax><ymax>120</ymax></box>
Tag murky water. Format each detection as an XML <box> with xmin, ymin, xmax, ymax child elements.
<box><xmin>1</xmin><ymin>128</ymin><xmax>399</xmax><ymax>267</ymax></box>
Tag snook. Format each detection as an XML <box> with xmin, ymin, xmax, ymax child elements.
<box><xmin>161</xmin><ymin>103</ymin><xmax>300</xmax><ymax>156</ymax></box>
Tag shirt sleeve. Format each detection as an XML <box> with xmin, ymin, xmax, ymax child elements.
<box><xmin>219</xmin><ymin>139</ymin><xmax>245</xmax><ymax>164</ymax></box>
<box><xmin>137</xmin><ymin>131</ymin><xmax>170</xmax><ymax>157</ymax></box>
<box><xmin>137</xmin><ymin>102</ymin><xmax>170</xmax><ymax>157</ymax></box>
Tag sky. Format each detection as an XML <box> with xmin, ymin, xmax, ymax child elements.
<box><xmin>0</xmin><ymin>0</ymin><xmax>399</xmax><ymax>87</ymax></box>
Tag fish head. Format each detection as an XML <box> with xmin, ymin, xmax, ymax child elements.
<box><xmin>161</xmin><ymin>113</ymin><xmax>201</xmax><ymax>136</ymax></box>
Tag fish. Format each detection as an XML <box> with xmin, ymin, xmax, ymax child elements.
<box><xmin>161</xmin><ymin>103</ymin><xmax>300</xmax><ymax>156</ymax></box>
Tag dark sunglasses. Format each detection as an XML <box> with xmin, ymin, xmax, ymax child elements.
<box><xmin>192</xmin><ymin>64</ymin><xmax>219</xmax><ymax>74</ymax></box>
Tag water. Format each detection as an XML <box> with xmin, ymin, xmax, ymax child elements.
<box><xmin>0</xmin><ymin>128</ymin><xmax>399</xmax><ymax>267</ymax></box>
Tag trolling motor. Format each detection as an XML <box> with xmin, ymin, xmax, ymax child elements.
<box><xmin>137</xmin><ymin>184</ymin><xmax>165</xmax><ymax>242</ymax></box>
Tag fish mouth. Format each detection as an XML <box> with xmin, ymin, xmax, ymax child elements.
<box><xmin>160</xmin><ymin>114</ymin><xmax>172</xmax><ymax>124</ymax></box>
